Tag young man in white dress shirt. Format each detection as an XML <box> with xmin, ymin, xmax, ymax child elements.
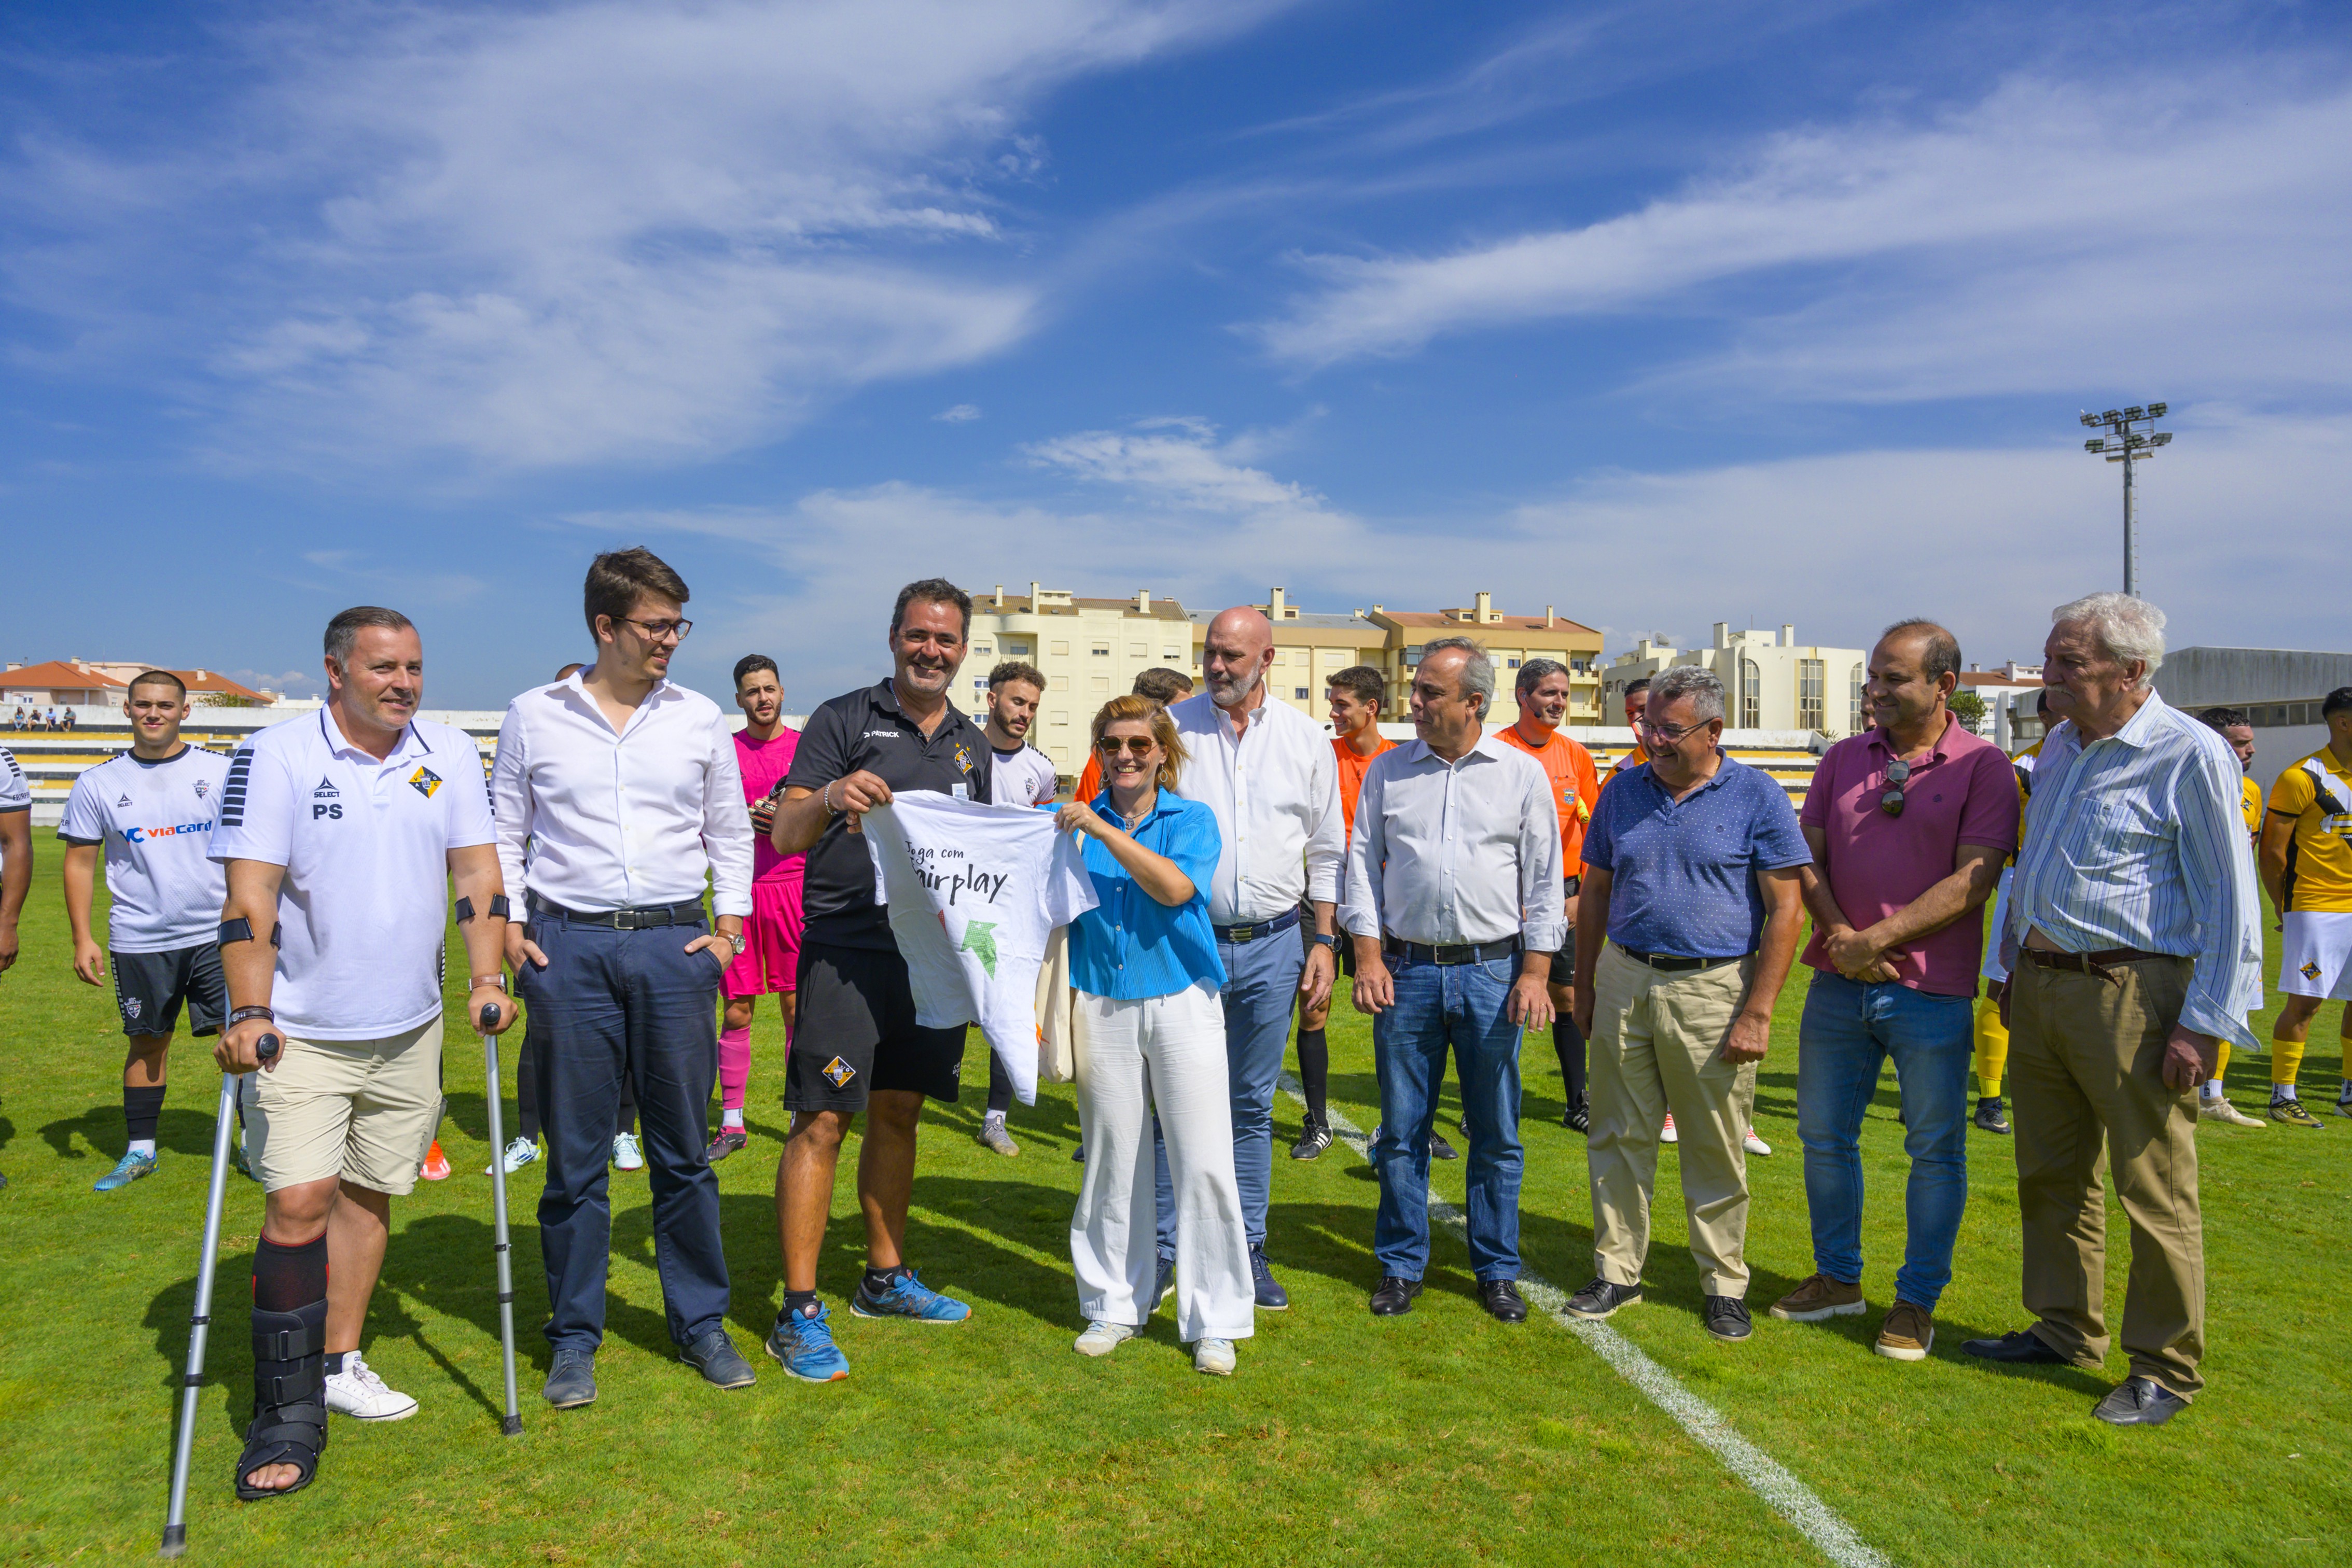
<box><xmin>1344</xmin><ymin>639</ymin><xmax>1562</xmax><ymax>1322</ymax></box>
<box><xmin>1162</xmin><ymin>607</ymin><xmax>1345</xmax><ymax>1310</ymax></box>
<box><xmin>494</xmin><ymin>549</ymin><xmax>757</xmax><ymax>1409</ymax></box>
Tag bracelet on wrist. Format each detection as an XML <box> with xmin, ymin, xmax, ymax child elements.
<box><xmin>227</xmin><ymin>1004</ymin><xmax>275</xmax><ymax>1028</ymax></box>
<box><xmin>468</xmin><ymin>974</ymin><xmax>508</xmax><ymax>992</ymax></box>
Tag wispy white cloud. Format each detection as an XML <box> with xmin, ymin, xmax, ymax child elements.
<box><xmin>1024</xmin><ymin>417</ymin><xmax>1339</xmax><ymax>525</ymax></box>
<box><xmin>4</xmin><ymin>0</ymin><xmax>1295</xmax><ymax>470</ymax></box>
<box><xmin>935</xmin><ymin>403</ymin><xmax>983</xmax><ymax>423</ymax></box>
<box><xmin>1257</xmin><ymin>72</ymin><xmax>2352</xmax><ymax>405</ymax></box>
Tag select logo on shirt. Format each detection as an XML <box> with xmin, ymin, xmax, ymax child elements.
<box><xmin>313</xmin><ymin>777</ymin><xmax>340</xmax><ymax>799</ymax></box>
<box><xmin>409</xmin><ymin>766</ymin><xmax>442</xmax><ymax>799</ymax></box>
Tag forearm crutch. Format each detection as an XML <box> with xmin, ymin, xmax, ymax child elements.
<box><xmin>480</xmin><ymin>1002</ymin><xmax>523</xmax><ymax>1437</ymax></box>
<box><xmin>161</xmin><ymin>1031</ymin><xmax>278</xmax><ymax>1558</ymax></box>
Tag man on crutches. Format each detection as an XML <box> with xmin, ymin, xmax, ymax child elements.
<box><xmin>205</xmin><ymin>606</ymin><xmax>510</xmax><ymax>1501</ymax></box>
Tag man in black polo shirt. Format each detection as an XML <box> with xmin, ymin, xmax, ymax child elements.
<box><xmin>764</xmin><ymin>578</ymin><xmax>992</xmax><ymax>1382</ymax></box>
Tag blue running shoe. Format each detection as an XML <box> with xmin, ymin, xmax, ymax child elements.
<box><xmin>94</xmin><ymin>1150</ymin><xmax>160</xmax><ymax>1193</ymax></box>
<box><xmin>766</xmin><ymin>1303</ymin><xmax>850</xmax><ymax>1383</ymax></box>
<box><xmin>851</xmin><ymin>1267</ymin><xmax>972</xmax><ymax>1323</ymax></box>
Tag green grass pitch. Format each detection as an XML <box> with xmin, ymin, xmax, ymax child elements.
<box><xmin>0</xmin><ymin>872</ymin><xmax>2345</xmax><ymax>1565</ymax></box>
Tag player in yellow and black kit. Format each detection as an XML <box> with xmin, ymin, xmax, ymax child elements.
<box><xmin>1970</xmin><ymin>691</ymin><xmax>2050</xmax><ymax>1135</ymax></box>
<box><xmin>2192</xmin><ymin>708</ymin><xmax>2269</xmax><ymax>1126</ymax></box>
<box><xmin>2259</xmin><ymin>687</ymin><xmax>2352</xmax><ymax>1125</ymax></box>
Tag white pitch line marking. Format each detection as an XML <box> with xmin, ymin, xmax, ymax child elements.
<box><xmin>1281</xmin><ymin>1074</ymin><xmax>1890</xmax><ymax>1568</ymax></box>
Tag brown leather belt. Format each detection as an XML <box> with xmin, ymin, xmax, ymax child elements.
<box><xmin>2021</xmin><ymin>946</ymin><xmax>2176</xmax><ymax>984</ymax></box>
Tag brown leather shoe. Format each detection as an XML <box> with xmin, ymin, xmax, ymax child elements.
<box><xmin>1875</xmin><ymin>1300</ymin><xmax>1934</xmax><ymax>1362</ymax></box>
<box><xmin>1768</xmin><ymin>1272</ymin><xmax>1866</xmax><ymax>1323</ymax></box>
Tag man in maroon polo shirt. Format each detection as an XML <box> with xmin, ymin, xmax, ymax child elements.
<box><xmin>1771</xmin><ymin>620</ymin><xmax>2020</xmax><ymax>1363</ymax></box>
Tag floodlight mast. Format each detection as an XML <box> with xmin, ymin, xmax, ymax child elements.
<box><xmin>2077</xmin><ymin>400</ymin><xmax>2172</xmax><ymax>596</ymax></box>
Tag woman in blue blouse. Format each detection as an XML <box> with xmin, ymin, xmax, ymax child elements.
<box><xmin>1054</xmin><ymin>695</ymin><xmax>1252</xmax><ymax>1375</ymax></box>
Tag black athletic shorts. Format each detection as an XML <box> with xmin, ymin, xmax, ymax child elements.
<box><xmin>786</xmin><ymin>942</ymin><xmax>966</xmax><ymax>1113</ymax></box>
<box><xmin>112</xmin><ymin>943</ymin><xmax>226</xmax><ymax>1039</ymax></box>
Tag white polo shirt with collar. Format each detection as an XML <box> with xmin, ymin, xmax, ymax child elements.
<box><xmin>491</xmin><ymin>672</ymin><xmax>753</xmax><ymax>918</ymax></box>
<box><xmin>210</xmin><ymin>709</ymin><xmax>494</xmax><ymax>1040</ymax></box>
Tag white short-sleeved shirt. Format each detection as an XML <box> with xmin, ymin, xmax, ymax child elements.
<box><xmin>990</xmin><ymin>744</ymin><xmax>1060</xmax><ymax>809</ymax></box>
<box><xmin>210</xmin><ymin>710</ymin><xmax>494</xmax><ymax>1040</ymax></box>
<box><xmin>0</xmin><ymin>747</ymin><xmax>28</xmax><ymax>814</ymax></box>
<box><xmin>59</xmin><ymin>746</ymin><xmax>232</xmax><ymax>953</ymax></box>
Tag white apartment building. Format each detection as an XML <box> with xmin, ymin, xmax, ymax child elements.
<box><xmin>965</xmin><ymin>585</ymin><xmax>1202</xmax><ymax>774</ymax></box>
<box><xmin>1602</xmin><ymin>623</ymin><xmax>1870</xmax><ymax>739</ymax></box>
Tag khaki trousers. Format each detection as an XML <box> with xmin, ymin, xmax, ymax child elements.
<box><xmin>2009</xmin><ymin>954</ymin><xmax>2206</xmax><ymax>1397</ymax></box>
<box><xmin>1588</xmin><ymin>943</ymin><xmax>1757</xmax><ymax>1297</ymax></box>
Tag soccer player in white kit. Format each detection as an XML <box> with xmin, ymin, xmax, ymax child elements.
<box><xmin>59</xmin><ymin>670</ymin><xmax>232</xmax><ymax>1192</ymax></box>
<box><xmin>0</xmin><ymin>745</ymin><xmax>28</xmax><ymax>1194</ymax></box>
<box><xmin>974</xmin><ymin>659</ymin><xmax>1060</xmax><ymax>1156</ymax></box>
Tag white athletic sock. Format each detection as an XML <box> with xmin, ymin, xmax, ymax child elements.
<box><xmin>2198</xmin><ymin>1080</ymin><xmax>2222</xmax><ymax>1101</ymax></box>
<box><xmin>129</xmin><ymin>1138</ymin><xmax>157</xmax><ymax>1158</ymax></box>
<box><xmin>983</xmin><ymin>1110</ymin><xmax>1006</xmax><ymax>1128</ymax></box>
<box><xmin>722</xmin><ymin>1110</ymin><xmax>745</xmax><ymax>1130</ymax></box>
<box><xmin>2272</xmin><ymin>1083</ymin><xmax>2297</xmax><ymax>1104</ymax></box>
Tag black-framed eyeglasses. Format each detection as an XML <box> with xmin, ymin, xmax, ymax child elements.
<box><xmin>1880</xmin><ymin>758</ymin><xmax>1912</xmax><ymax>817</ymax></box>
<box><xmin>617</xmin><ymin>616</ymin><xmax>693</xmax><ymax>643</ymax></box>
<box><xmin>1647</xmin><ymin>718</ymin><xmax>1712</xmax><ymax>743</ymax></box>
<box><xmin>1097</xmin><ymin>736</ymin><xmax>1158</xmax><ymax>756</ymax></box>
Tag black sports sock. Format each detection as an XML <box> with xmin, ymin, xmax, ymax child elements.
<box><xmin>1553</xmin><ymin>1017</ymin><xmax>1586</xmax><ymax>1108</ymax></box>
<box><xmin>782</xmin><ymin>1289</ymin><xmax>820</xmax><ymax>1321</ymax></box>
<box><xmin>862</xmin><ymin>1264</ymin><xmax>912</xmax><ymax>1295</ymax></box>
<box><xmin>1296</xmin><ymin>1027</ymin><xmax>1328</xmax><ymax>1126</ymax></box>
<box><xmin>252</xmin><ymin>1233</ymin><xmax>328</xmax><ymax>1312</ymax></box>
<box><xmin>986</xmin><ymin>1052</ymin><xmax>1013</xmax><ymax>1116</ymax></box>
<box><xmin>123</xmin><ymin>1083</ymin><xmax>166</xmax><ymax>1145</ymax></box>
<box><xmin>323</xmin><ymin>1351</ymin><xmax>347</xmax><ymax>1376</ymax></box>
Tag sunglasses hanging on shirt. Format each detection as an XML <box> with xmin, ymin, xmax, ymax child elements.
<box><xmin>1881</xmin><ymin>758</ymin><xmax>1912</xmax><ymax>817</ymax></box>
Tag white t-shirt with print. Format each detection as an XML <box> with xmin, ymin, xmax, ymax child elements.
<box><xmin>0</xmin><ymin>747</ymin><xmax>28</xmax><ymax>814</ymax></box>
<box><xmin>59</xmin><ymin>746</ymin><xmax>232</xmax><ymax>953</ymax></box>
<box><xmin>862</xmin><ymin>792</ymin><xmax>1096</xmax><ymax>1105</ymax></box>
<box><xmin>210</xmin><ymin>710</ymin><xmax>494</xmax><ymax>1040</ymax></box>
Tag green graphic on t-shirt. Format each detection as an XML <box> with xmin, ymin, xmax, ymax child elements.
<box><xmin>959</xmin><ymin>921</ymin><xmax>1000</xmax><ymax>978</ymax></box>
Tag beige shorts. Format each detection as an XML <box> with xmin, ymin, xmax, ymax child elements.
<box><xmin>238</xmin><ymin>1019</ymin><xmax>444</xmax><ymax>1196</ymax></box>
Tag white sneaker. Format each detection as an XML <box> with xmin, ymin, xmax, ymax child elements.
<box><xmin>486</xmin><ymin>1136</ymin><xmax>540</xmax><ymax>1175</ymax></box>
<box><xmin>1660</xmin><ymin>1113</ymin><xmax>1678</xmax><ymax>1145</ymax></box>
<box><xmin>1192</xmin><ymin>1337</ymin><xmax>1237</xmax><ymax>1376</ymax></box>
<box><xmin>2198</xmin><ymin>1097</ymin><xmax>2265</xmax><ymax>1129</ymax></box>
<box><xmin>324</xmin><ymin>1351</ymin><xmax>418</xmax><ymax>1421</ymax></box>
<box><xmin>1744</xmin><ymin>1128</ymin><xmax>1773</xmax><ymax>1157</ymax></box>
<box><xmin>612</xmin><ymin>1132</ymin><xmax>645</xmax><ymax>1171</ymax></box>
<box><xmin>1074</xmin><ymin>1320</ymin><xmax>1138</xmax><ymax>1357</ymax></box>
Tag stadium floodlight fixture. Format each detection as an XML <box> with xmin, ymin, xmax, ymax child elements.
<box><xmin>2076</xmin><ymin>399</ymin><xmax>2174</xmax><ymax>597</ymax></box>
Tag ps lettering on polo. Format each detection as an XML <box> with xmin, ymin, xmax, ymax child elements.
<box><xmin>58</xmin><ymin>745</ymin><xmax>232</xmax><ymax>953</ymax></box>
<box><xmin>208</xmin><ymin>710</ymin><xmax>495</xmax><ymax>1040</ymax></box>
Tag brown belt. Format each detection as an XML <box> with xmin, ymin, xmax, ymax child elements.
<box><xmin>2020</xmin><ymin>945</ymin><xmax>2176</xmax><ymax>984</ymax></box>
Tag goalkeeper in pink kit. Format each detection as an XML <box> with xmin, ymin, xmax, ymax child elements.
<box><xmin>709</xmin><ymin>655</ymin><xmax>806</xmax><ymax>1161</ymax></box>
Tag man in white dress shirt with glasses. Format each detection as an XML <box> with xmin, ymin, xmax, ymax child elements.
<box><xmin>495</xmin><ymin>548</ymin><xmax>757</xmax><ymax>1409</ymax></box>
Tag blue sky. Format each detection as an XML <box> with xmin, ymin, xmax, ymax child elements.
<box><xmin>5</xmin><ymin>0</ymin><xmax>2347</xmax><ymax>710</ymax></box>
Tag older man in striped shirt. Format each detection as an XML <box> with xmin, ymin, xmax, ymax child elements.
<box><xmin>1964</xmin><ymin>593</ymin><xmax>2261</xmax><ymax>1427</ymax></box>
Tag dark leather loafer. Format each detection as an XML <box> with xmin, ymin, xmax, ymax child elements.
<box><xmin>2093</xmin><ymin>1377</ymin><xmax>2187</xmax><ymax>1426</ymax></box>
<box><xmin>1564</xmin><ymin>1278</ymin><xmax>1641</xmax><ymax>1320</ymax></box>
<box><xmin>1478</xmin><ymin>1279</ymin><xmax>1528</xmax><ymax>1323</ymax></box>
<box><xmin>1369</xmin><ymin>1276</ymin><xmax>1424</xmax><ymax>1316</ymax></box>
<box><xmin>678</xmin><ymin>1328</ymin><xmax>757</xmax><ymax>1389</ymax></box>
<box><xmin>1961</xmin><ymin>1328</ymin><xmax>2070</xmax><ymax>1365</ymax></box>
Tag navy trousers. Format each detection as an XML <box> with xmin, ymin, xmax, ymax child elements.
<box><xmin>523</xmin><ymin>913</ymin><xmax>730</xmax><ymax>1353</ymax></box>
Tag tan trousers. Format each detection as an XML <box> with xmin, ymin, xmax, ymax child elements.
<box><xmin>2009</xmin><ymin>954</ymin><xmax>2206</xmax><ymax>1397</ymax></box>
<box><xmin>1588</xmin><ymin>943</ymin><xmax>1758</xmax><ymax>1297</ymax></box>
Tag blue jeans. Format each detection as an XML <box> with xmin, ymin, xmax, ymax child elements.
<box><xmin>1796</xmin><ymin>972</ymin><xmax>1973</xmax><ymax>1309</ymax></box>
<box><xmin>521</xmin><ymin>912</ymin><xmax>731</xmax><ymax>1353</ymax></box>
<box><xmin>1154</xmin><ymin>927</ymin><xmax>1303</xmax><ymax>1255</ymax></box>
<box><xmin>1372</xmin><ymin>954</ymin><xmax>1524</xmax><ymax>1282</ymax></box>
